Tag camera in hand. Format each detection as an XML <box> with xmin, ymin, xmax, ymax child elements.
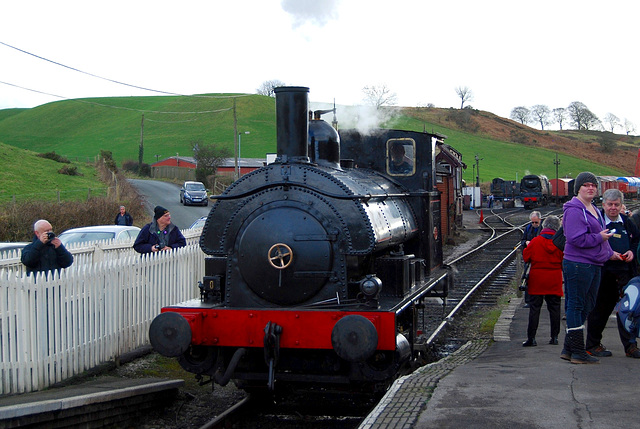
<box><xmin>46</xmin><ymin>232</ymin><xmax>56</xmax><ymax>240</ymax></box>
<box><xmin>154</xmin><ymin>244</ymin><xmax>161</xmax><ymax>250</ymax></box>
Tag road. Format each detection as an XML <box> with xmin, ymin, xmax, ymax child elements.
<box><xmin>129</xmin><ymin>179</ymin><xmax>211</xmax><ymax>230</ymax></box>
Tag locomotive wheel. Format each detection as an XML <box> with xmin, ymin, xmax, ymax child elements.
<box><xmin>178</xmin><ymin>345</ymin><xmax>216</xmax><ymax>374</ymax></box>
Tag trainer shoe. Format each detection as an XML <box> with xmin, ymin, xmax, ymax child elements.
<box><xmin>626</xmin><ymin>345</ymin><xmax>640</xmax><ymax>358</ymax></box>
<box><xmin>586</xmin><ymin>344</ymin><xmax>612</xmax><ymax>357</ymax></box>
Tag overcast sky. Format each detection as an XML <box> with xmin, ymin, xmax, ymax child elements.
<box><xmin>1</xmin><ymin>0</ymin><xmax>638</xmax><ymax>132</ymax></box>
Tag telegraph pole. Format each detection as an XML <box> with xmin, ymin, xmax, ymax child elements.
<box><xmin>554</xmin><ymin>153</ymin><xmax>560</xmax><ymax>205</ymax></box>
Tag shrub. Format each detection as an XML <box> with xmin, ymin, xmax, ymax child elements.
<box><xmin>37</xmin><ymin>151</ymin><xmax>70</xmax><ymax>163</ymax></box>
<box><xmin>58</xmin><ymin>165</ymin><xmax>82</xmax><ymax>176</ymax></box>
<box><xmin>122</xmin><ymin>160</ymin><xmax>139</xmax><ymax>173</ymax></box>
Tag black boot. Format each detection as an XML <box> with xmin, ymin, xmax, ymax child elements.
<box><xmin>523</xmin><ymin>338</ymin><xmax>537</xmax><ymax>347</ymax></box>
<box><xmin>549</xmin><ymin>337</ymin><xmax>558</xmax><ymax>345</ymax></box>
<box><xmin>570</xmin><ymin>329</ymin><xmax>599</xmax><ymax>364</ymax></box>
<box><xmin>560</xmin><ymin>331</ymin><xmax>571</xmax><ymax>360</ymax></box>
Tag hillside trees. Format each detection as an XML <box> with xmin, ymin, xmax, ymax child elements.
<box><xmin>567</xmin><ymin>101</ymin><xmax>600</xmax><ymax>130</ymax></box>
<box><xmin>531</xmin><ymin>105</ymin><xmax>551</xmax><ymax>130</ymax></box>
<box><xmin>257</xmin><ymin>80</ymin><xmax>286</xmax><ymax>97</ymax></box>
<box><xmin>603</xmin><ymin>113</ymin><xmax>620</xmax><ymax>132</ymax></box>
<box><xmin>553</xmin><ymin>108</ymin><xmax>567</xmax><ymax>130</ymax></box>
<box><xmin>362</xmin><ymin>84</ymin><xmax>397</xmax><ymax>109</ymax></box>
<box><xmin>191</xmin><ymin>140</ymin><xmax>232</xmax><ymax>188</ymax></box>
<box><xmin>625</xmin><ymin>118</ymin><xmax>636</xmax><ymax>136</ymax></box>
<box><xmin>455</xmin><ymin>86</ymin><xmax>473</xmax><ymax>109</ymax></box>
<box><xmin>510</xmin><ymin>106</ymin><xmax>530</xmax><ymax>124</ymax></box>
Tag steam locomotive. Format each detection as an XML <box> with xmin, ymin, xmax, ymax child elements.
<box><xmin>149</xmin><ymin>87</ymin><xmax>451</xmax><ymax>394</ymax></box>
<box><xmin>520</xmin><ymin>174</ymin><xmax>551</xmax><ymax>209</ymax></box>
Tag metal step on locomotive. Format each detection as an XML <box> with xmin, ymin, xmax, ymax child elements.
<box><xmin>149</xmin><ymin>86</ymin><xmax>452</xmax><ymax>395</ymax></box>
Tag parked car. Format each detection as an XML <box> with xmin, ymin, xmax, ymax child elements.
<box><xmin>0</xmin><ymin>242</ymin><xmax>29</xmax><ymax>257</ymax></box>
<box><xmin>58</xmin><ymin>225</ymin><xmax>141</xmax><ymax>247</ymax></box>
<box><xmin>189</xmin><ymin>216</ymin><xmax>207</xmax><ymax>229</ymax></box>
<box><xmin>180</xmin><ymin>181</ymin><xmax>208</xmax><ymax>206</ymax></box>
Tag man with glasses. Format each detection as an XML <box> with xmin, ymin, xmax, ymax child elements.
<box><xmin>586</xmin><ymin>189</ymin><xmax>640</xmax><ymax>358</ymax></box>
<box><xmin>522</xmin><ymin>211</ymin><xmax>542</xmax><ymax>249</ymax></box>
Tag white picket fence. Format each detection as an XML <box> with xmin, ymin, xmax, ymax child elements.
<box><xmin>0</xmin><ymin>233</ymin><xmax>205</xmax><ymax>395</ymax></box>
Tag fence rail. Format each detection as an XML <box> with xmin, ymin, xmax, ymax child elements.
<box><xmin>0</xmin><ymin>230</ymin><xmax>205</xmax><ymax>395</ymax></box>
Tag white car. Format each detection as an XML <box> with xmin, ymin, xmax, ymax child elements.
<box><xmin>58</xmin><ymin>225</ymin><xmax>141</xmax><ymax>247</ymax></box>
<box><xmin>189</xmin><ymin>216</ymin><xmax>207</xmax><ymax>229</ymax></box>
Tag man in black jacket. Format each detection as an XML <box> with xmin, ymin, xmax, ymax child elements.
<box><xmin>21</xmin><ymin>219</ymin><xmax>74</xmax><ymax>276</ymax></box>
<box><xmin>114</xmin><ymin>205</ymin><xmax>134</xmax><ymax>226</ymax></box>
<box><xmin>133</xmin><ymin>206</ymin><xmax>186</xmax><ymax>254</ymax></box>
<box><xmin>586</xmin><ymin>189</ymin><xmax>640</xmax><ymax>358</ymax></box>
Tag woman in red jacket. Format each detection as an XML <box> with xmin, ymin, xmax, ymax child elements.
<box><xmin>522</xmin><ymin>215</ymin><xmax>564</xmax><ymax>346</ymax></box>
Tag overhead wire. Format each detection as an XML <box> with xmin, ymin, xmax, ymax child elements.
<box><xmin>0</xmin><ymin>80</ymin><xmax>232</xmax><ymax>115</ymax></box>
<box><xmin>0</xmin><ymin>40</ymin><xmax>249</xmax><ymax>100</ymax></box>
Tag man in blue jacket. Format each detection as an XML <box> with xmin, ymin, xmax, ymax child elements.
<box><xmin>133</xmin><ymin>206</ymin><xmax>186</xmax><ymax>254</ymax></box>
<box><xmin>21</xmin><ymin>219</ymin><xmax>74</xmax><ymax>276</ymax></box>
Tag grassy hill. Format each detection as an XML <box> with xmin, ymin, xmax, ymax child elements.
<box><xmin>0</xmin><ymin>142</ymin><xmax>107</xmax><ymax>204</ymax></box>
<box><xmin>0</xmin><ymin>95</ymin><xmax>637</xmax><ymax>189</ymax></box>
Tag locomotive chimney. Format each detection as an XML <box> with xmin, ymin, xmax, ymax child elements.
<box><xmin>274</xmin><ymin>86</ymin><xmax>310</xmax><ymax>163</ymax></box>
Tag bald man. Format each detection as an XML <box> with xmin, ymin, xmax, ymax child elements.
<box><xmin>21</xmin><ymin>219</ymin><xmax>73</xmax><ymax>276</ymax></box>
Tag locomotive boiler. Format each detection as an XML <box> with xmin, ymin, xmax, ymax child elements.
<box><xmin>149</xmin><ymin>86</ymin><xmax>451</xmax><ymax>394</ymax></box>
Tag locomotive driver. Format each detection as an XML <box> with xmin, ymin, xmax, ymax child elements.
<box><xmin>585</xmin><ymin>188</ymin><xmax>640</xmax><ymax>358</ymax></box>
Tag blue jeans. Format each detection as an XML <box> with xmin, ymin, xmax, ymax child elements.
<box><xmin>562</xmin><ymin>260</ymin><xmax>601</xmax><ymax>329</ymax></box>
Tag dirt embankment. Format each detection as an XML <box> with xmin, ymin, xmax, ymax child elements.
<box><xmin>404</xmin><ymin>107</ymin><xmax>639</xmax><ymax>175</ymax></box>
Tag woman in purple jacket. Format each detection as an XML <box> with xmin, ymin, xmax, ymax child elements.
<box><xmin>561</xmin><ymin>172</ymin><xmax>614</xmax><ymax>364</ymax></box>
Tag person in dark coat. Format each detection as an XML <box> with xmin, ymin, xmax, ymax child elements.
<box><xmin>114</xmin><ymin>205</ymin><xmax>133</xmax><ymax>226</ymax></box>
<box><xmin>21</xmin><ymin>219</ymin><xmax>74</xmax><ymax>276</ymax></box>
<box><xmin>585</xmin><ymin>189</ymin><xmax>640</xmax><ymax>358</ymax></box>
<box><xmin>522</xmin><ymin>216</ymin><xmax>564</xmax><ymax>347</ymax></box>
<box><xmin>133</xmin><ymin>206</ymin><xmax>186</xmax><ymax>254</ymax></box>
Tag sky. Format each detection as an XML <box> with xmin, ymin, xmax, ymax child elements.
<box><xmin>1</xmin><ymin>0</ymin><xmax>639</xmax><ymax>132</ymax></box>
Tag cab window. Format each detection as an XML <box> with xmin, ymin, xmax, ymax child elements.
<box><xmin>387</xmin><ymin>139</ymin><xmax>415</xmax><ymax>176</ymax></box>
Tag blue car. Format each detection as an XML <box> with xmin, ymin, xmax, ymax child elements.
<box><xmin>180</xmin><ymin>181</ymin><xmax>209</xmax><ymax>206</ymax></box>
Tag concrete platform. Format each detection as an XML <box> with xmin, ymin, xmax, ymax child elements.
<box><xmin>360</xmin><ymin>296</ymin><xmax>639</xmax><ymax>429</ymax></box>
<box><xmin>0</xmin><ymin>377</ymin><xmax>183</xmax><ymax>428</ymax></box>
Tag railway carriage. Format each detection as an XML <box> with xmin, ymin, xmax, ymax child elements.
<box><xmin>149</xmin><ymin>87</ymin><xmax>451</xmax><ymax>394</ymax></box>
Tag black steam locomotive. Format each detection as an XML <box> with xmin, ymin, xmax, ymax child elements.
<box><xmin>520</xmin><ymin>174</ymin><xmax>551</xmax><ymax>209</ymax></box>
<box><xmin>149</xmin><ymin>87</ymin><xmax>451</xmax><ymax>394</ymax></box>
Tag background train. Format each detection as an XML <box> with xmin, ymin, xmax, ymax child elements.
<box><xmin>490</xmin><ymin>175</ymin><xmax>639</xmax><ymax>207</ymax></box>
<box><xmin>520</xmin><ymin>174</ymin><xmax>551</xmax><ymax>209</ymax></box>
<box><xmin>490</xmin><ymin>178</ymin><xmax>520</xmax><ymax>201</ymax></box>
<box><xmin>551</xmin><ymin>175</ymin><xmax>638</xmax><ymax>203</ymax></box>
<box><xmin>149</xmin><ymin>86</ymin><xmax>451</xmax><ymax>395</ymax></box>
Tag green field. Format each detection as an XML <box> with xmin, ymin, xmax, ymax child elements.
<box><xmin>0</xmin><ymin>94</ymin><xmax>630</xmax><ymax>202</ymax></box>
<box><xmin>0</xmin><ymin>143</ymin><xmax>108</xmax><ymax>203</ymax></box>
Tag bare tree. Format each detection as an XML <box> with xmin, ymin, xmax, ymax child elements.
<box><xmin>567</xmin><ymin>101</ymin><xmax>599</xmax><ymax>130</ymax></box>
<box><xmin>603</xmin><ymin>113</ymin><xmax>620</xmax><ymax>133</ymax></box>
<box><xmin>455</xmin><ymin>86</ymin><xmax>473</xmax><ymax>109</ymax></box>
<box><xmin>362</xmin><ymin>84</ymin><xmax>397</xmax><ymax>109</ymax></box>
<box><xmin>624</xmin><ymin>118</ymin><xmax>636</xmax><ymax>136</ymax></box>
<box><xmin>531</xmin><ymin>105</ymin><xmax>551</xmax><ymax>130</ymax></box>
<box><xmin>510</xmin><ymin>106</ymin><xmax>531</xmax><ymax>125</ymax></box>
<box><xmin>552</xmin><ymin>108</ymin><xmax>566</xmax><ymax>130</ymax></box>
<box><xmin>256</xmin><ymin>80</ymin><xmax>286</xmax><ymax>97</ymax></box>
<box><xmin>191</xmin><ymin>140</ymin><xmax>232</xmax><ymax>188</ymax></box>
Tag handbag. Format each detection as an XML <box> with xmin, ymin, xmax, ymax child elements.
<box><xmin>519</xmin><ymin>262</ymin><xmax>531</xmax><ymax>291</ymax></box>
<box><xmin>552</xmin><ymin>226</ymin><xmax>566</xmax><ymax>252</ymax></box>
